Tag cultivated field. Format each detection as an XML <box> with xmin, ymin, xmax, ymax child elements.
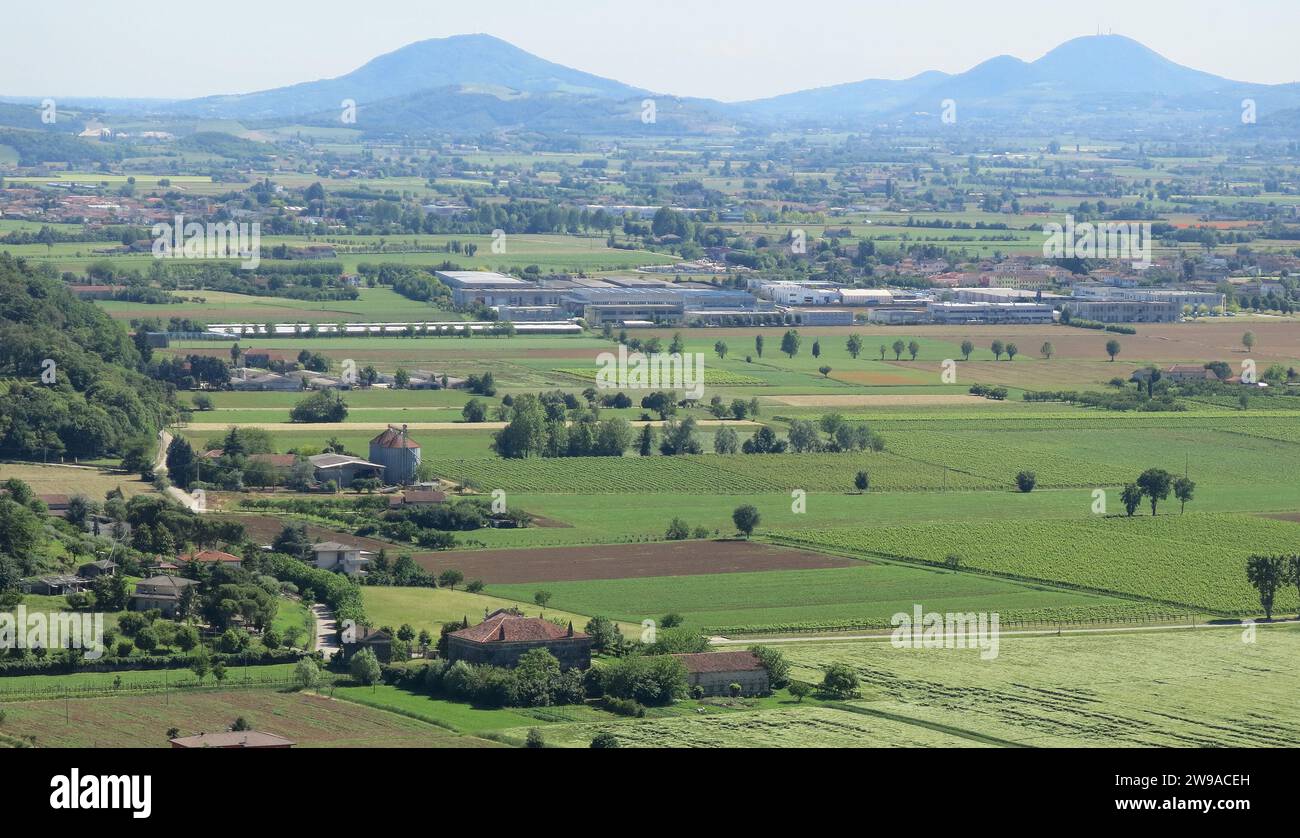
<box><xmin>0</xmin><ymin>689</ymin><xmax>501</xmax><ymax>748</ymax></box>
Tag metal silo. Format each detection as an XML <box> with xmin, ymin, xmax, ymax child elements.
<box><xmin>368</xmin><ymin>424</ymin><xmax>422</xmax><ymax>485</ymax></box>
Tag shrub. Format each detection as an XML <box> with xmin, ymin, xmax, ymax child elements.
<box><xmin>590</xmin><ymin>732</ymin><xmax>620</xmax><ymax>748</ymax></box>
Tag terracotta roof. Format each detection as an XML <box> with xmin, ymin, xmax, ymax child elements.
<box><xmin>402</xmin><ymin>490</ymin><xmax>447</xmax><ymax>504</ymax></box>
<box><xmin>451</xmin><ymin>610</ymin><xmax>585</xmax><ymax>644</ymax></box>
<box><xmin>37</xmin><ymin>494</ymin><xmax>71</xmax><ymax>507</ymax></box>
<box><xmin>370</xmin><ymin>426</ymin><xmax>420</xmax><ymax>449</ymax></box>
<box><xmin>672</xmin><ymin>651</ymin><xmax>765</xmax><ymax>674</ymax></box>
<box><xmin>170</xmin><ymin>731</ymin><xmax>295</xmax><ymax>748</ymax></box>
<box><xmin>180</xmin><ymin>549</ymin><xmax>243</xmax><ymax>564</ymax></box>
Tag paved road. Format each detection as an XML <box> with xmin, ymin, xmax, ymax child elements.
<box><xmin>312</xmin><ymin>603</ymin><xmax>341</xmax><ymax>661</ymax></box>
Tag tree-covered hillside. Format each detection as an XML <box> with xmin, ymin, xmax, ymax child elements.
<box><xmin>0</xmin><ymin>255</ymin><xmax>174</xmax><ymax>461</ymax></box>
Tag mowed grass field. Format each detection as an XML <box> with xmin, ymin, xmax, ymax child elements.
<box><xmin>526</xmin><ymin>625</ymin><xmax>1300</xmax><ymax>747</ymax></box>
<box><xmin>0</xmin><ymin>462</ymin><xmax>153</xmax><ymax>497</ymax></box>
<box><xmin>781</xmin><ymin>625</ymin><xmax>1300</xmax><ymax>747</ymax></box>
<box><xmin>0</xmin><ymin>689</ymin><xmax>501</xmax><ymax>748</ymax></box>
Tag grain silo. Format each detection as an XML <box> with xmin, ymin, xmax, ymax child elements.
<box><xmin>368</xmin><ymin>424</ymin><xmax>422</xmax><ymax>485</ymax></box>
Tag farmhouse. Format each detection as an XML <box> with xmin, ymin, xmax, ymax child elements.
<box><xmin>169</xmin><ymin>731</ymin><xmax>296</xmax><ymax>749</ymax></box>
<box><xmin>672</xmin><ymin>651</ymin><xmax>770</xmax><ymax>697</ymax></box>
<box><xmin>1164</xmin><ymin>364</ymin><xmax>1217</xmax><ymax>383</ymax></box>
<box><xmin>447</xmin><ymin>609</ymin><xmax>591</xmax><ymax>670</ymax></box>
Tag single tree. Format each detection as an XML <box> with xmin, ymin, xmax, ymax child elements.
<box><xmin>1173</xmin><ymin>476</ymin><xmax>1196</xmax><ymax>514</ymax></box>
<box><xmin>1040</xmin><ymin>342</ymin><xmax>1054</xmax><ymax>360</ymax></box>
<box><xmin>853</xmin><ymin>471</ymin><xmax>870</xmax><ymax>493</ymax></box>
<box><xmin>1242</xmin><ymin>331</ymin><xmax>1256</xmax><ymax>352</ymax></box>
<box><xmin>892</xmin><ymin>339</ymin><xmax>906</xmax><ymax>361</ymax></box>
<box><xmin>990</xmin><ymin>340</ymin><xmax>1004</xmax><ymax>361</ymax></box>
<box><xmin>754</xmin><ymin>334</ymin><xmax>764</xmax><ymax>358</ymax></box>
<box><xmin>714</xmin><ymin>340</ymin><xmax>728</xmax><ymax>360</ymax></box>
<box><xmin>1246</xmin><ymin>555</ymin><xmax>1286</xmax><ymax>620</ymax></box>
<box><xmin>1016</xmin><ymin>471</ymin><xmax>1036</xmax><ymax>493</ymax></box>
<box><xmin>1105</xmin><ymin>339</ymin><xmax>1122</xmax><ymax>362</ymax></box>
<box><xmin>846</xmin><ymin>334</ymin><xmax>863</xmax><ymax>359</ymax></box>
<box><xmin>732</xmin><ymin>504</ymin><xmax>761</xmax><ymax>539</ymax></box>
<box><xmin>1121</xmin><ymin>483</ymin><xmax>1143</xmax><ymax>517</ymax></box>
<box><xmin>1005</xmin><ymin>343</ymin><xmax>1018</xmax><ymax>361</ymax></box>
<box><xmin>1136</xmin><ymin>468</ymin><xmax>1174</xmax><ymax>516</ymax></box>
<box><xmin>780</xmin><ymin>329</ymin><xmax>801</xmax><ymax>359</ymax></box>
<box><xmin>960</xmin><ymin>340</ymin><xmax>974</xmax><ymax>361</ymax></box>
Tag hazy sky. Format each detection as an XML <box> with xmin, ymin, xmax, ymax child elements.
<box><xmin>5</xmin><ymin>0</ymin><xmax>1298</xmax><ymax>101</ymax></box>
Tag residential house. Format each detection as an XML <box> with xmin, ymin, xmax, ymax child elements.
<box><xmin>312</xmin><ymin>542</ymin><xmax>370</xmax><ymax>575</ymax></box>
<box><xmin>341</xmin><ymin>626</ymin><xmax>393</xmax><ymax>662</ymax></box>
<box><xmin>179</xmin><ymin>549</ymin><xmax>244</xmax><ymax>570</ymax></box>
<box><xmin>131</xmin><ymin>575</ymin><xmax>199</xmax><ymax>617</ymax></box>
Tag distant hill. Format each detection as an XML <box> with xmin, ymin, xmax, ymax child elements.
<box><xmin>168</xmin><ymin>33</ymin><xmax>650</xmax><ymax>121</ymax></box>
<box><xmin>737</xmin><ymin>35</ymin><xmax>1300</xmax><ymax>130</ymax></box>
<box><xmin>21</xmin><ymin>33</ymin><xmax>1300</xmax><ymax>139</ymax></box>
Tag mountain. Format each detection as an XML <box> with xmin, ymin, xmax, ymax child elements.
<box><xmin>168</xmin><ymin>33</ymin><xmax>649</xmax><ymax>120</ymax></box>
<box><xmin>738</xmin><ymin>35</ymin><xmax>1300</xmax><ymax>130</ymax></box>
<box><xmin>67</xmin><ymin>33</ymin><xmax>1300</xmax><ymax>138</ymax></box>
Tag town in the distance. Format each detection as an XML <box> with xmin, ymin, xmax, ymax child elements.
<box><xmin>0</xmin><ymin>14</ymin><xmax>1297</xmax><ymax>754</ymax></box>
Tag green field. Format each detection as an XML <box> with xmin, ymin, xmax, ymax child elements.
<box><xmin>486</xmin><ymin>561</ymin><xmax>1158</xmax><ymax>633</ymax></box>
<box><xmin>782</xmin><ymin>513</ymin><xmax>1300</xmax><ymax>616</ymax></box>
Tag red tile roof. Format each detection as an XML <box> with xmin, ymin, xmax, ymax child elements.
<box><xmin>451</xmin><ymin>610</ymin><xmax>585</xmax><ymax>644</ymax></box>
<box><xmin>180</xmin><ymin>549</ymin><xmax>243</xmax><ymax>564</ymax></box>
<box><xmin>672</xmin><ymin>651</ymin><xmax>765</xmax><ymax>674</ymax></box>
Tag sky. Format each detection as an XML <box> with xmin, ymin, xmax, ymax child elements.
<box><xmin>4</xmin><ymin>0</ymin><xmax>1298</xmax><ymax>101</ymax></box>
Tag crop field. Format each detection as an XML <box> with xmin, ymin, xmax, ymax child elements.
<box><xmin>778</xmin><ymin>626</ymin><xmax>1300</xmax><ymax>747</ymax></box>
<box><xmin>96</xmin><ymin>287</ymin><xmax>461</xmax><ymax>325</ymax></box>
<box><xmin>412</xmin><ymin>540</ymin><xmax>857</xmax><ymax>584</ymax></box>
<box><xmin>423</xmin><ymin>451</ymin><xmax>990</xmax><ymax>493</ymax></box>
<box><xmin>551</xmin><ymin>366</ymin><xmax>770</xmax><ymax>386</ymax></box>
<box><xmin>782</xmin><ymin>513</ymin><xmax>1300</xmax><ymax>615</ymax></box>
<box><xmin>0</xmin><ymin>689</ymin><xmax>500</xmax><ymax>748</ymax></box>
<box><xmin>485</xmin><ymin>562</ymin><xmax>1155</xmax><ymax>632</ymax></box>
